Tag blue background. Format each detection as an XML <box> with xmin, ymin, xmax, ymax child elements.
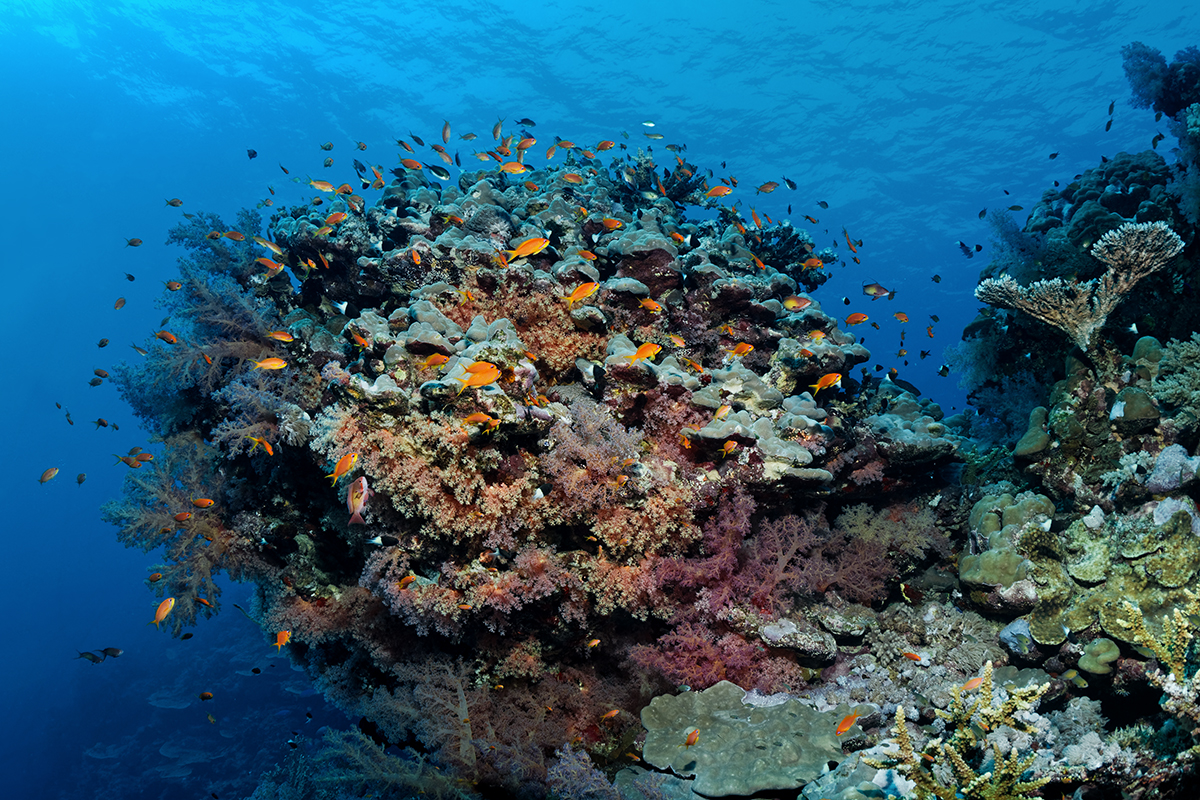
<box><xmin>1</xmin><ymin>2</ymin><xmax>1193</xmax><ymax>796</ymax></box>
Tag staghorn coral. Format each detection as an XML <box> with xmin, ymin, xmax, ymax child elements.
<box><xmin>975</xmin><ymin>221</ymin><xmax>1184</xmax><ymax>353</ymax></box>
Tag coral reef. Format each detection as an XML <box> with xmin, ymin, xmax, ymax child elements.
<box><xmin>106</xmin><ymin>51</ymin><xmax>1200</xmax><ymax>795</ymax></box>
<box><xmin>108</xmin><ymin>138</ymin><xmax>972</xmax><ymax>796</ymax></box>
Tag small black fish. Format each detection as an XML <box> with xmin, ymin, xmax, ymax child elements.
<box><xmin>410</xmin><ymin>132</ymin><xmax>425</xmax><ymax>146</ymax></box>
<box><xmin>425</xmin><ymin>164</ymin><xmax>450</xmax><ymax>180</ymax></box>
<box><xmin>782</xmin><ymin>176</ymin><xmax>796</xmax><ymax>190</ymax></box>
<box><xmin>978</xmin><ymin>208</ymin><xmax>986</xmax><ymax>219</ymax></box>
<box><xmin>251</xmin><ymin>667</ymin><xmax>261</xmax><ymax>674</ymax></box>
<box><xmin>787</xmin><ymin>205</ymin><xmax>792</xmax><ymax>214</ymax></box>
<box><xmin>1049</xmin><ymin>151</ymin><xmax>1058</xmax><ymax>159</ymax></box>
<box><xmin>720</xmin><ymin>161</ymin><xmax>726</xmax><ymax>169</ymax></box>
<box><xmin>1108</xmin><ymin>100</ymin><xmax>1115</xmax><ymax>115</ymax></box>
<box><xmin>931</xmin><ymin>274</ymin><xmax>941</xmax><ymax>283</ymax></box>
<box><xmin>957</xmin><ymin>241</ymin><xmax>975</xmax><ymax>258</ymax></box>
<box><xmin>1155</xmin><ymin>111</ymin><xmax>1163</xmax><ymax>121</ymax></box>
<box><xmin>1101</xmin><ymin>155</ymin><xmax>1109</xmax><ymax>163</ymax></box>
<box><xmin>247</xmin><ymin>149</ymin><xmax>257</xmax><ymax>160</ymax></box>
<box><xmin>515</xmin><ymin>118</ymin><xmax>536</xmax><ymax>126</ymax></box>
<box><xmin>1008</xmin><ymin>205</ymin><xmax>1023</xmax><ymax>211</ymax></box>
<box><xmin>874</xmin><ymin>364</ymin><xmax>883</xmax><ymax>372</ymax></box>
<box><xmin>1054</xmin><ymin>180</ymin><xmax>1060</xmax><ymax>187</ymax></box>
<box><xmin>842</xmin><ymin>297</ymin><xmax>850</xmax><ymax>305</ymax></box>
<box><xmin>929</xmin><ymin>314</ymin><xmax>939</xmax><ymax>322</ymax></box>
<box><xmin>937</xmin><ymin>364</ymin><xmax>950</xmax><ymax>377</ymax></box>
<box><xmin>306</xmin><ymin>711</ymin><xmax>313</xmax><ymax>721</ymax></box>
<box><xmin>125</xmin><ymin>273</ymin><xmax>135</xmax><ymax>281</ymax></box>
<box><xmin>181</xmin><ymin>633</ymin><xmax>194</xmax><ymax>640</ymax></box>
<box><xmin>1003</xmin><ymin>189</ymin><xmax>1010</xmax><ymax>195</ymax></box>
<box><xmin>88</xmin><ymin>377</ymin><xmax>103</xmax><ymax>387</ymax></box>
<box><xmin>454</xmin><ymin>152</ymin><xmax>461</xmax><ymax>167</ymax></box>
<box><xmin>1105</xmin><ymin>119</ymin><xmax>1112</xmax><ymax>132</ymax></box>
<box><xmin>817</xmin><ymin>200</ymin><xmax>829</xmax><ymax>209</ymax></box>
<box><xmin>919</xmin><ymin>350</ymin><xmax>930</xmax><ymax>360</ymax></box>
<box><xmin>76</xmin><ymin>651</ymin><xmax>103</xmax><ymax>664</ymax></box>
<box><xmin>1152</xmin><ymin>132</ymin><xmax>1165</xmax><ymax>150</ymax></box>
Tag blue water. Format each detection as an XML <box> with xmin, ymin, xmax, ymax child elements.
<box><xmin>1</xmin><ymin>2</ymin><xmax>1193</xmax><ymax>797</ymax></box>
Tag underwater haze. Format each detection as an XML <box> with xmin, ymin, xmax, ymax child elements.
<box><xmin>3</xmin><ymin>1</ymin><xmax>1200</xmax><ymax>799</ymax></box>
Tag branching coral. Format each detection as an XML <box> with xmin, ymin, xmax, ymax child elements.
<box><xmin>867</xmin><ymin>662</ymin><xmax>1053</xmax><ymax>800</ymax></box>
<box><xmin>975</xmin><ymin>221</ymin><xmax>1184</xmax><ymax>352</ymax></box>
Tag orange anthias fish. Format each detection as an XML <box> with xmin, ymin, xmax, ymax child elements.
<box><xmin>668</xmin><ymin>334</ymin><xmax>686</xmax><ymax>347</ymax></box>
<box><xmin>562</xmin><ymin>173</ymin><xmax>584</xmax><ymax>184</ymax></box>
<box><xmin>639</xmin><ymin>298</ymin><xmax>662</xmax><ymax>313</ymax></box>
<box><xmin>802</xmin><ymin>257</ymin><xmax>825</xmax><ymax>270</ymax></box>
<box><xmin>596</xmin><ymin>140</ymin><xmax>616</xmax><ymax>151</ymax></box>
<box><xmin>756</xmin><ymin>181</ymin><xmax>779</xmax><ymax>194</ymax></box>
<box><xmin>564</xmin><ymin>282</ymin><xmax>600</xmax><ymax>308</ymax></box>
<box><xmin>326</xmin><ymin>452</ymin><xmax>359</xmax><ymax>485</ymax></box>
<box><xmin>499</xmin><ymin>161</ymin><xmax>527</xmax><ymax>174</ymax></box>
<box><xmin>251</xmin><ymin>357</ymin><xmax>288</xmax><ymax>370</ymax></box>
<box><xmin>625</xmin><ymin>343</ymin><xmax>662</xmax><ymax>364</ymax></box>
<box><xmin>601</xmin><ymin>709</ymin><xmax>620</xmax><ymax>720</ymax></box>
<box><xmin>150</xmin><ymin>597</ymin><xmax>176</xmax><ymax>629</ymax></box>
<box><xmin>600</xmin><ymin>218</ymin><xmax>623</xmax><ymax>230</ymax></box>
<box><xmin>266</xmin><ymin>330</ymin><xmax>294</xmax><ymax>342</ymax></box>
<box><xmin>421</xmin><ymin>353</ymin><xmax>449</xmax><ymax>369</ymax></box>
<box><xmin>456</xmin><ymin>363</ymin><xmax>501</xmax><ymax>394</ymax></box>
<box><xmin>845</xmin><ymin>313</ymin><xmax>869</xmax><ymax>326</ymax></box>
<box><xmin>246</xmin><ymin>436</ymin><xmax>274</xmax><ymax>456</ymax></box>
<box><xmin>725</xmin><ymin>342</ymin><xmax>754</xmax><ymax>358</ymax></box>
<box><xmin>962</xmin><ymin>675</ymin><xmax>984</xmax><ymax>692</ymax></box>
<box><xmin>309</xmin><ymin>179</ymin><xmax>335</xmax><ymax>192</ymax></box>
<box><xmin>782</xmin><ymin>295</ymin><xmax>812</xmax><ymax>311</ymax></box>
<box><xmin>325</xmin><ymin>212</ymin><xmax>348</xmax><ymax>226</ymax></box>
<box><xmin>275</xmin><ymin>630</ymin><xmax>291</xmax><ymax>652</ymax></box>
<box><xmin>835</xmin><ymin>712</ymin><xmax>861</xmax><ymax>736</ymax></box>
<box><xmin>156</xmin><ymin>331</ymin><xmax>178</xmax><ymax>344</ymax></box>
<box><xmin>704</xmin><ymin>186</ymin><xmax>732</xmax><ymax>198</ymax></box>
<box><xmin>462</xmin><ymin>412</ymin><xmax>499</xmax><ymax>431</ymax></box>
<box><xmin>257</xmin><ymin>258</ymin><xmax>285</xmax><ymax>276</ymax></box>
<box><xmin>894</xmin><ymin>312</ymin><xmax>909</xmax><ymax>322</ymax></box>
<box><xmin>347</xmin><ymin>476</ymin><xmax>372</xmax><ymax>524</ymax></box>
<box><xmin>38</xmin><ymin>467</ymin><xmax>59</xmax><ymax>484</ymax></box>
<box><xmin>684</xmin><ymin>728</ymin><xmax>699</xmax><ymax>748</ymax></box>
<box><xmin>843</xmin><ymin>228</ymin><xmax>858</xmax><ymax>253</ymax></box>
<box><xmin>192</xmin><ymin>498</ymin><xmax>215</xmax><ymax>508</ymax></box>
<box><xmin>504</xmin><ymin>237</ymin><xmax>550</xmax><ymax>260</ymax></box>
<box><xmin>810</xmin><ymin>373</ymin><xmax>842</xmax><ymax>394</ymax></box>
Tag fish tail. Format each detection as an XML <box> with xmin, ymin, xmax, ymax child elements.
<box><xmin>349</xmin><ymin>511</ymin><xmax>365</xmax><ymax>525</ymax></box>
